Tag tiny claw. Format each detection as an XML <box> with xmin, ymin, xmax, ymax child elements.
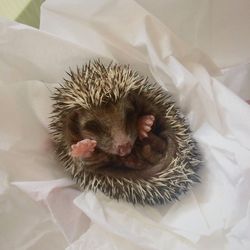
<box><xmin>145</xmin><ymin>120</ymin><xmax>154</xmax><ymax>126</ymax></box>
<box><xmin>143</xmin><ymin>125</ymin><xmax>151</xmax><ymax>132</ymax></box>
<box><xmin>139</xmin><ymin>132</ymin><xmax>148</xmax><ymax>140</ymax></box>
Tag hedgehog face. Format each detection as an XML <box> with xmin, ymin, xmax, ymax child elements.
<box><xmin>69</xmin><ymin>98</ymin><xmax>139</xmax><ymax>156</ymax></box>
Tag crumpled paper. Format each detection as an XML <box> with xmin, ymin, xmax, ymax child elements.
<box><xmin>0</xmin><ymin>0</ymin><xmax>250</xmax><ymax>249</ymax></box>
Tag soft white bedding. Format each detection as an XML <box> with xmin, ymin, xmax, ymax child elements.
<box><xmin>0</xmin><ymin>0</ymin><xmax>250</xmax><ymax>249</ymax></box>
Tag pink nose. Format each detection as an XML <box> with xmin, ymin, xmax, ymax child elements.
<box><xmin>117</xmin><ymin>142</ymin><xmax>132</xmax><ymax>156</ymax></box>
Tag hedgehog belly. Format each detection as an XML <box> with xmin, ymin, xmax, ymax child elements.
<box><xmin>49</xmin><ymin>60</ymin><xmax>202</xmax><ymax>206</ymax></box>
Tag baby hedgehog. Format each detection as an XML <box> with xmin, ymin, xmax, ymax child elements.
<box><xmin>50</xmin><ymin>60</ymin><xmax>202</xmax><ymax>205</ymax></box>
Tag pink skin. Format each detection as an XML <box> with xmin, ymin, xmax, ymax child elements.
<box><xmin>70</xmin><ymin>115</ymin><xmax>155</xmax><ymax>158</ymax></box>
<box><xmin>137</xmin><ymin>115</ymin><xmax>155</xmax><ymax>140</ymax></box>
<box><xmin>70</xmin><ymin>139</ymin><xmax>96</xmax><ymax>158</ymax></box>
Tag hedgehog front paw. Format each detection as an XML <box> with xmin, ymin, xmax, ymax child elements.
<box><xmin>70</xmin><ymin>139</ymin><xmax>97</xmax><ymax>158</ymax></box>
<box><xmin>137</xmin><ymin>115</ymin><xmax>155</xmax><ymax>140</ymax></box>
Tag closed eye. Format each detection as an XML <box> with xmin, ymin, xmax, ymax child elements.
<box><xmin>84</xmin><ymin>120</ymin><xmax>104</xmax><ymax>134</ymax></box>
<box><xmin>125</xmin><ymin>107</ymin><xmax>138</xmax><ymax>133</ymax></box>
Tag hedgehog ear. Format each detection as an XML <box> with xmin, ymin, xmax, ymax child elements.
<box><xmin>68</xmin><ymin>109</ymin><xmax>79</xmax><ymax>121</ymax></box>
<box><xmin>74</xmin><ymin>109</ymin><xmax>92</xmax><ymax>124</ymax></box>
<box><xmin>67</xmin><ymin>109</ymin><xmax>87</xmax><ymax>128</ymax></box>
<box><xmin>126</xmin><ymin>93</ymin><xmax>136</xmax><ymax>106</ymax></box>
<box><xmin>65</xmin><ymin>110</ymin><xmax>81</xmax><ymax>143</ymax></box>
<box><xmin>71</xmin><ymin>109</ymin><xmax>88</xmax><ymax>118</ymax></box>
<box><xmin>126</xmin><ymin>92</ymin><xmax>143</xmax><ymax>111</ymax></box>
<box><xmin>67</xmin><ymin>110</ymin><xmax>80</xmax><ymax>129</ymax></box>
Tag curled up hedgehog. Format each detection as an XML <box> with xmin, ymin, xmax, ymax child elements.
<box><xmin>49</xmin><ymin>60</ymin><xmax>202</xmax><ymax>206</ymax></box>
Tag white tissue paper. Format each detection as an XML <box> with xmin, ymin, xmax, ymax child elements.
<box><xmin>0</xmin><ymin>0</ymin><xmax>250</xmax><ymax>249</ymax></box>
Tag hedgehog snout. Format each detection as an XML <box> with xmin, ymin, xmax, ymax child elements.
<box><xmin>110</xmin><ymin>127</ymin><xmax>134</xmax><ymax>156</ymax></box>
<box><xmin>117</xmin><ymin>142</ymin><xmax>132</xmax><ymax>156</ymax></box>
